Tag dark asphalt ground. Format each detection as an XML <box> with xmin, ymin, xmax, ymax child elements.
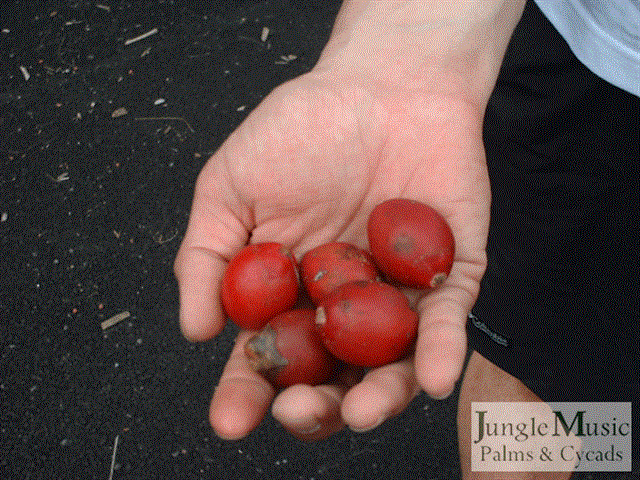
<box><xmin>1</xmin><ymin>1</ymin><xmax>637</xmax><ymax>479</ymax></box>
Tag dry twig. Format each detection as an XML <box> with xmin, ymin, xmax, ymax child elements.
<box><xmin>124</xmin><ymin>28</ymin><xmax>158</xmax><ymax>45</ymax></box>
<box><xmin>107</xmin><ymin>434</ymin><xmax>119</xmax><ymax>480</ymax></box>
<box><xmin>101</xmin><ymin>311</ymin><xmax>131</xmax><ymax>330</ymax></box>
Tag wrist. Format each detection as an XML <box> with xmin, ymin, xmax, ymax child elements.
<box><xmin>314</xmin><ymin>0</ymin><xmax>526</xmax><ymax>107</ymax></box>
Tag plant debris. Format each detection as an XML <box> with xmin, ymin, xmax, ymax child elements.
<box><xmin>111</xmin><ymin>107</ymin><xmax>128</xmax><ymax>118</ymax></box>
<box><xmin>134</xmin><ymin>116</ymin><xmax>195</xmax><ymax>133</ymax></box>
<box><xmin>101</xmin><ymin>311</ymin><xmax>131</xmax><ymax>330</ymax></box>
<box><xmin>124</xmin><ymin>28</ymin><xmax>158</xmax><ymax>46</ymax></box>
<box><xmin>107</xmin><ymin>434</ymin><xmax>119</xmax><ymax>480</ymax></box>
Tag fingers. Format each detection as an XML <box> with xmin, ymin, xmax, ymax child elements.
<box><xmin>212</xmin><ymin>335</ymin><xmax>360</xmax><ymax>442</ymax></box>
<box><xmin>271</xmin><ymin>364</ymin><xmax>362</xmax><ymax>441</ymax></box>
<box><xmin>209</xmin><ymin>288</ymin><xmax>471</xmax><ymax>442</ymax></box>
<box><xmin>273</xmin><ymin>360</ymin><xmax>420</xmax><ymax>439</ymax></box>
<box><xmin>341</xmin><ymin>358</ymin><xmax>420</xmax><ymax>432</ymax></box>
<box><xmin>272</xmin><ymin>384</ymin><xmax>346</xmax><ymax>441</ymax></box>
<box><xmin>209</xmin><ymin>331</ymin><xmax>275</xmax><ymax>440</ymax></box>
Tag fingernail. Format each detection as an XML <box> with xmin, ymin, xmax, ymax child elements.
<box><xmin>350</xmin><ymin>416</ymin><xmax>385</xmax><ymax>433</ymax></box>
<box><xmin>295</xmin><ymin>423</ymin><xmax>321</xmax><ymax>435</ymax></box>
<box><xmin>431</xmin><ymin>389</ymin><xmax>454</xmax><ymax>401</ymax></box>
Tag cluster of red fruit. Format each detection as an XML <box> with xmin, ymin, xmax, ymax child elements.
<box><xmin>221</xmin><ymin>199</ymin><xmax>455</xmax><ymax>389</ymax></box>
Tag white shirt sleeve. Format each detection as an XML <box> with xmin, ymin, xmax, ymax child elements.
<box><xmin>534</xmin><ymin>0</ymin><xmax>640</xmax><ymax>97</ymax></box>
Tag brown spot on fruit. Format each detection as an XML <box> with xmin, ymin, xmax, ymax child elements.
<box><xmin>393</xmin><ymin>235</ymin><xmax>414</xmax><ymax>254</ymax></box>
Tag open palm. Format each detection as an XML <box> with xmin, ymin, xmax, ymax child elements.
<box><xmin>174</xmin><ymin>69</ymin><xmax>490</xmax><ymax>440</ymax></box>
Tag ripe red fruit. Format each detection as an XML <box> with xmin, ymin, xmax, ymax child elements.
<box><xmin>300</xmin><ymin>242</ymin><xmax>380</xmax><ymax>305</ymax></box>
<box><xmin>315</xmin><ymin>280</ymin><xmax>419</xmax><ymax>367</ymax></box>
<box><xmin>244</xmin><ymin>309</ymin><xmax>334</xmax><ymax>388</ymax></box>
<box><xmin>221</xmin><ymin>242</ymin><xmax>299</xmax><ymax>330</ymax></box>
<box><xmin>367</xmin><ymin>198</ymin><xmax>454</xmax><ymax>289</ymax></box>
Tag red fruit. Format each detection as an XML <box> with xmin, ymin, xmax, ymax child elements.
<box><xmin>221</xmin><ymin>242</ymin><xmax>299</xmax><ymax>330</ymax></box>
<box><xmin>367</xmin><ymin>198</ymin><xmax>454</xmax><ymax>289</ymax></box>
<box><xmin>300</xmin><ymin>242</ymin><xmax>380</xmax><ymax>305</ymax></box>
<box><xmin>244</xmin><ymin>309</ymin><xmax>334</xmax><ymax>388</ymax></box>
<box><xmin>315</xmin><ymin>280</ymin><xmax>418</xmax><ymax>367</ymax></box>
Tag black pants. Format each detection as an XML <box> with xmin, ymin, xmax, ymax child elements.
<box><xmin>469</xmin><ymin>1</ymin><xmax>638</xmax><ymax>404</ymax></box>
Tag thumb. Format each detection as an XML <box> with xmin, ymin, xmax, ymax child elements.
<box><xmin>173</xmin><ymin>152</ymin><xmax>252</xmax><ymax>341</ymax></box>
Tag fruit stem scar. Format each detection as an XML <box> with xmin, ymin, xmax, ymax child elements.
<box><xmin>315</xmin><ymin>306</ymin><xmax>327</xmax><ymax>326</ymax></box>
<box><xmin>279</xmin><ymin>245</ymin><xmax>292</xmax><ymax>258</ymax></box>
<box><xmin>430</xmin><ymin>272</ymin><xmax>447</xmax><ymax>288</ymax></box>
<box><xmin>313</xmin><ymin>270</ymin><xmax>327</xmax><ymax>282</ymax></box>
<box><xmin>244</xmin><ymin>326</ymin><xmax>288</xmax><ymax>371</ymax></box>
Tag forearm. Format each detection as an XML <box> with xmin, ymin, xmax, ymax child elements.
<box><xmin>315</xmin><ymin>0</ymin><xmax>526</xmax><ymax>107</ymax></box>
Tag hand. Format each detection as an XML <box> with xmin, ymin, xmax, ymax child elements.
<box><xmin>173</xmin><ymin>66</ymin><xmax>490</xmax><ymax>440</ymax></box>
